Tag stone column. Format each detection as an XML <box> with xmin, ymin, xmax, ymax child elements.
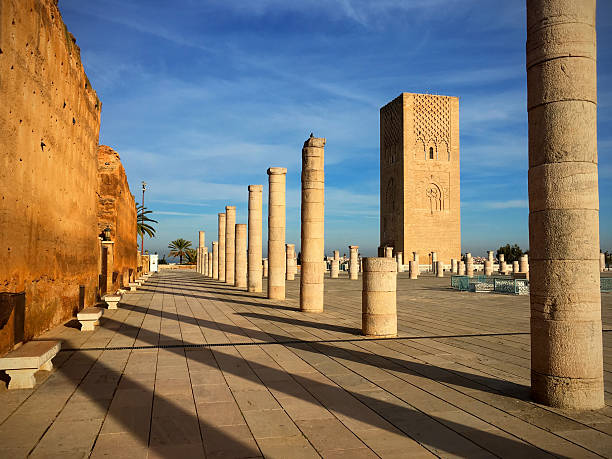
<box><xmin>208</xmin><ymin>251</ymin><xmax>213</xmax><ymax>277</ymax></box>
<box><xmin>465</xmin><ymin>253</ymin><xmax>473</xmax><ymax>278</ymax></box>
<box><xmin>198</xmin><ymin>231</ymin><xmax>205</xmax><ymax>274</ymax></box>
<box><xmin>513</xmin><ymin>261</ymin><xmax>520</xmax><ymax>275</ymax></box>
<box><xmin>384</xmin><ymin>246</ymin><xmax>393</xmax><ymax>258</ymax></box>
<box><xmin>527</xmin><ymin>0</ymin><xmax>602</xmax><ymax>409</ymax></box>
<box><xmin>413</xmin><ymin>252</ymin><xmax>419</xmax><ymax>264</ymax></box>
<box><xmin>267</xmin><ymin>167</ymin><xmax>287</xmax><ymax>299</ymax></box>
<box><xmin>487</xmin><ymin>250</ymin><xmax>494</xmax><ymax>263</ymax></box>
<box><xmin>396</xmin><ymin>252</ymin><xmax>403</xmax><ymax>273</ymax></box>
<box><xmin>362</xmin><ymin>258</ymin><xmax>397</xmax><ymax>337</ymax></box>
<box><xmin>212</xmin><ymin>241</ymin><xmax>219</xmax><ymax>280</ymax></box>
<box><xmin>499</xmin><ymin>254</ymin><xmax>506</xmax><ymax>274</ymax></box>
<box><xmin>300</xmin><ymin>134</ymin><xmax>325</xmax><ymax>312</ymax></box>
<box><xmin>436</xmin><ymin>261</ymin><xmax>444</xmax><ymax>278</ymax></box>
<box><xmin>349</xmin><ymin>246</ymin><xmax>359</xmax><ymax>280</ymax></box>
<box><xmin>218</xmin><ymin>213</ymin><xmax>226</xmax><ymax>282</ymax></box>
<box><xmin>450</xmin><ymin>258</ymin><xmax>456</xmax><ymax>274</ymax></box>
<box><xmin>458</xmin><ymin>261</ymin><xmax>465</xmax><ymax>276</ymax></box>
<box><xmin>601</xmin><ymin>253</ymin><xmax>605</xmax><ymax>272</ymax></box>
<box><xmin>225</xmin><ymin>206</ymin><xmax>236</xmax><ymax>285</ymax></box>
<box><xmin>202</xmin><ymin>247</ymin><xmax>208</xmax><ymax>277</ymax></box>
<box><xmin>431</xmin><ymin>252</ymin><xmax>438</xmax><ymax>274</ymax></box>
<box><xmin>286</xmin><ymin>244</ymin><xmax>295</xmax><ymax>281</ymax></box>
<box><xmin>248</xmin><ymin>185</ymin><xmax>263</xmax><ymax>292</ymax></box>
<box><xmin>519</xmin><ymin>254</ymin><xmax>529</xmax><ymax>274</ymax></box>
<box><xmin>263</xmin><ymin>258</ymin><xmax>269</xmax><ymax>278</ymax></box>
<box><xmin>330</xmin><ymin>258</ymin><xmax>339</xmax><ymax>278</ymax></box>
<box><xmin>484</xmin><ymin>260</ymin><xmax>493</xmax><ymax>276</ymax></box>
<box><xmin>235</xmin><ymin>224</ymin><xmax>247</xmax><ymax>289</ymax></box>
<box><xmin>409</xmin><ymin>260</ymin><xmax>418</xmax><ymax>279</ymax></box>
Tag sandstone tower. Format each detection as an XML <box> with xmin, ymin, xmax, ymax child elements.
<box><xmin>380</xmin><ymin>93</ymin><xmax>461</xmax><ymax>264</ymax></box>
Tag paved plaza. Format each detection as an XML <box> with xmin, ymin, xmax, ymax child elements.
<box><xmin>0</xmin><ymin>270</ymin><xmax>610</xmax><ymax>458</ymax></box>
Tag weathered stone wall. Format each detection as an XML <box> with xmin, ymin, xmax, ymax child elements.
<box><xmin>97</xmin><ymin>145</ymin><xmax>137</xmax><ymax>292</ymax></box>
<box><xmin>0</xmin><ymin>0</ymin><xmax>102</xmax><ymax>355</ymax></box>
<box><xmin>380</xmin><ymin>93</ymin><xmax>461</xmax><ymax>264</ymax></box>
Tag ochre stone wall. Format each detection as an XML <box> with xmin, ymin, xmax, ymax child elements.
<box><xmin>380</xmin><ymin>93</ymin><xmax>461</xmax><ymax>264</ymax></box>
<box><xmin>97</xmin><ymin>146</ymin><xmax>137</xmax><ymax>292</ymax></box>
<box><xmin>0</xmin><ymin>0</ymin><xmax>102</xmax><ymax>355</ymax></box>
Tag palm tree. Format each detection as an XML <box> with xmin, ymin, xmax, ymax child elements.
<box><xmin>136</xmin><ymin>203</ymin><xmax>158</xmax><ymax>239</ymax></box>
<box><xmin>185</xmin><ymin>248</ymin><xmax>198</xmax><ymax>265</ymax></box>
<box><xmin>168</xmin><ymin>238</ymin><xmax>192</xmax><ymax>264</ymax></box>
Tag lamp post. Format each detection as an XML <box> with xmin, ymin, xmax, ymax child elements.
<box><xmin>141</xmin><ymin>181</ymin><xmax>147</xmax><ymax>256</ymax></box>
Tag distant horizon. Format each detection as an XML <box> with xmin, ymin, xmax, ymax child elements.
<box><xmin>59</xmin><ymin>1</ymin><xmax>612</xmax><ymax>257</ymax></box>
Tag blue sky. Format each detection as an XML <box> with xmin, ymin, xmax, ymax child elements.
<box><xmin>58</xmin><ymin>0</ymin><xmax>612</xmax><ymax>258</ymax></box>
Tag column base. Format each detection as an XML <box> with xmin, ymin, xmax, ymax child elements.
<box><xmin>531</xmin><ymin>371</ymin><xmax>604</xmax><ymax>410</ymax></box>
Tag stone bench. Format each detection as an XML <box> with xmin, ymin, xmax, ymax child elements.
<box><xmin>77</xmin><ymin>307</ymin><xmax>103</xmax><ymax>331</ymax></box>
<box><xmin>103</xmin><ymin>295</ymin><xmax>121</xmax><ymax>310</ymax></box>
<box><xmin>0</xmin><ymin>341</ymin><xmax>61</xmax><ymax>389</ymax></box>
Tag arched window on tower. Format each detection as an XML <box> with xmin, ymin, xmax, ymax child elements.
<box><xmin>429</xmin><ymin>147</ymin><xmax>434</xmax><ymax>160</ymax></box>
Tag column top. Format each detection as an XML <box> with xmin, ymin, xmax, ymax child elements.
<box><xmin>236</xmin><ymin>223</ymin><xmax>247</xmax><ymax>228</ymax></box>
<box><xmin>218</xmin><ymin>212</ymin><xmax>226</xmax><ymax>218</ymax></box>
<box><xmin>349</xmin><ymin>245</ymin><xmax>359</xmax><ymax>249</ymax></box>
<box><xmin>225</xmin><ymin>205</ymin><xmax>236</xmax><ymax>211</ymax></box>
<box><xmin>286</xmin><ymin>243</ymin><xmax>295</xmax><ymax>248</ymax></box>
<box><xmin>212</xmin><ymin>241</ymin><xmax>218</xmax><ymax>246</ymax></box>
<box><xmin>248</xmin><ymin>184</ymin><xmax>263</xmax><ymax>191</ymax></box>
<box><xmin>303</xmin><ymin>135</ymin><xmax>326</xmax><ymax>149</ymax></box>
<box><xmin>267</xmin><ymin>167</ymin><xmax>287</xmax><ymax>175</ymax></box>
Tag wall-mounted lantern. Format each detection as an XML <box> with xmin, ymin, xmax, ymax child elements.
<box><xmin>103</xmin><ymin>226</ymin><xmax>112</xmax><ymax>241</ymax></box>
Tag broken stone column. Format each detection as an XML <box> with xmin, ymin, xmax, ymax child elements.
<box><xmin>396</xmin><ymin>252</ymin><xmax>403</xmax><ymax>273</ymax></box>
<box><xmin>413</xmin><ymin>252</ymin><xmax>419</xmax><ymax>264</ymax></box>
<box><xmin>488</xmin><ymin>251</ymin><xmax>494</xmax><ymax>263</ymax></box>
<box><xmin>450</xmin><ymin>258</ymin><xmax>456</xmax><ymax>273</ymax></box>
<box><xmin>330</xmin><ymin>258</ymin><xmax>339</xmax><ymax>278</ymax></box>
<box><xmin>218</xmin><ymin>213</ymin><xmax>226</xmax><ymax>282</ymax></box>
<box><xmin>465</xmin><ymin>253</ymin><xmax>473</xmax><ymax>278</ymax></box>
<box><xmin>431</xmin><ymin>252</ymin><xmax>438</xmax><ymax>274</ymax></box>
<box><xmin>527</xmin><ymin>0</ymin><xmax>602</xmax><ymax>409</ymax></box>
<box><xmin>458</xmin><ymin>261</ymin><xmax>466</xmax><ymax>276</ymax></box>
<box><xmin>225</xmin><ymin>206</ymin><xmax>236</xmax><ymax>285</ymax></box>
<box><xmin>436</xmin><ymin>261</ymin><xmax>444</xmax><ymax>278</ymax></box>
<box><xmin>248</xmin><ymin>184</ymin><xmax>263</xmax><ymax>292</ymax></box>
<box><xmin>349</xmin><ymin>246</ymin><xmax>359</xmax><ymax>280</ymax></box>
<box><xmin>519</xmin><ymin>254</ymin><xmax>529</xmax><ymax>274</ymax></box>
<box><xmin>263</xmin><ymin>258</ymin><xmax>269</xmax><ymax>278</ymax></box>
<box><xmin>499</xmin><ymin>254</ymin><xmax>506</xmax><ymax>274</ymax></box>
<box><xmin>198</xmin><ymin>231</ymin><xmax>205</xmax><ymax>274</ymax></box>
<box><xmin>300</xmin><ymin>134</ymin><xmax>325</xmax><ymax>312</ymax></box>
<box><xmin>212</xmin><ymin>241</ymin><xmax>219</xmax><ymax>280</ymax></box>
<box><xmin>601</xmin><ymin>253</ymin><xmax>606</xmax><ymax>272</ymax></box>
<box><xmin>235</xmin><ymin>223</ymin><xmax>247</xmax><ymax>289</ymax></box>
<box><xmin>208</xmin><ymin>251</ymin><xmax>213</xmax><ymax>277</ymax></box>
<box><xmin>286</xmin><ymin>244</ymin><xmax>295</xmax><ymax>281</ymax></box>
<box><xmin>484</xmin><ymin>260</ymin><xmax>493</xmax><ymax>276</ymax></box>
<box><xmin>513</xmin><ymin>261</ymin><xmax>520</xmax><ymax>275</ymax></box>
<box><xmin>409</xmin><ymin>260</ymin><xmax>418</xmax><ymax>279</ymax></box>
<box><xmin>362</xmin><ymin>258</ymin><xmax>397</xmax><ymax>337</ymax></box>
<box><xmin>267</xmin><ymin>167</ymin><xmax>287</xmax><ymax>299</ymax></box>
<box><xmin>384</xmin><ymin>246</ymin><xmax>393</xmax><ymax>258</ymax></box>
<box><xmin>202</xmin><ymin>247</ymin><xmax>208</xmax><ymax>278</ymax></box>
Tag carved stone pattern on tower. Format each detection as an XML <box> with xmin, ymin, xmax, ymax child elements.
<box><xmin>413</xmin><ymin>94</ymin><xmax>451</xmax><ymax>160</ymax></box>
<box><xmin>381</xmin><ymin>98</ymin><xmax>402</xmax><ymax>165</ymax></box>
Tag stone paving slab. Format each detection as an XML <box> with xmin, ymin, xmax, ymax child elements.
<box><xmin>0</xmin><ymin>270</ymin><xmax>610</xmax><ymax>458</ymax></box>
